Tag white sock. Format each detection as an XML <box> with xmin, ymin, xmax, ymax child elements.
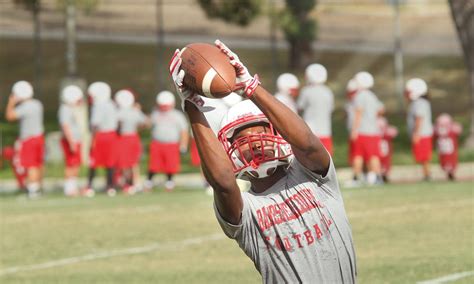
<box><xmin>367</xmin><ymin>172</ymin><xmax>377</xmax><ymax>185</ymax></box>
<box><xmin>27</xmin><ymin>182</ymin><xmax>40</xmax><ymax>197</ymax></box>
<box><xmin>64</xmin><ymin>178</ymin><xmax>78</xmax><ymax>196</ymax></box>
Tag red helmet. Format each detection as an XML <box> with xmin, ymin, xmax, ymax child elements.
<box><xmin>217</xmin><ymin>100</ymin><xmax>293</xmax><ymax>180</ymax></box>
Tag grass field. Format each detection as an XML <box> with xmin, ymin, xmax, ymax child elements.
<box><xmin>1</xmin><ymin>181</ymin><xmax>472</xmax><ymax>283</ymax></box>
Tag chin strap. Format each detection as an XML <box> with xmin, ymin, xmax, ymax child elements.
<box><xmin>236</xmin><ymin>159</ymin><xmax>290</xmax><ymax>180</ymax></box>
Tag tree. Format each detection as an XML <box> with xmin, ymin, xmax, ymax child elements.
<box><xmin>448</xmin><ymin>0</ymin><xmax>474</xmax><ymax>148</ymax></box>
<box><xmin>13</xmin><ymin>0</ymin><xmax>42</xmax><ymax>97</ymax></box>
<box><xmin>196</xmin><ymin>0</ymin><xmax>317</xmax><ymax>70</ymax></box>
<box><xmin>278</xmin><ymin>0</ymin><xmax>317</xmax><ymax>69</ymax></box>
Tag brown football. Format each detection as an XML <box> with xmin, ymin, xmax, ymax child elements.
<box><xmin>180</xmin><ymin>43</ymin><xmax>236</xmax><ymax>98</ymax></box>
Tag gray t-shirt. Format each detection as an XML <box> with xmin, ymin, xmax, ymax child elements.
<box><xmin>58</xmin><ymin>104</ymin><xmax>82</xmax><ymax>141</ymax></box>
<box><xmin>298</xmin><ymin>85</ymin><xmax>334</xmax><ymax>137</ymax></box>
<box><xmin>150</xmin><ymin>109</ymin><xmax>188</xmax><ymax>143</ymax></box>
<box><xmin>15</xmin><ymin>99</ymin><xmax>44</xmax><ymax>139</ymax></box>
<box><xmin>345</xmin><ymin>101</ymin><xmax>355</xmax><ymax>131</ymax></box>
<box><xmin>215</xmin><ymin>159</ymin><xmax>357</xmax><ymax>284</ymax></box>
<box><xmin>275</xmin><ymin>93</ymin><xmax>297</xmax><ymax>113</ymax></box>
<box><xmin>353</xmin><ymin>90</ymin><xmax>383</xmax><ymax>135</ymax></box>
<box><xmin>117</xmin><ymin>107</ymin><xmax>147</xmax><ymax>135</ymax></box>
<box><xmin>407</xmin><ymin>98</ymin><xmax>433</xmax><ymax>137</ymax></box>
<box><xmin>90</xmin><ymin>100</ymin><xmax>118</xmax><ymax>132</ymax></box>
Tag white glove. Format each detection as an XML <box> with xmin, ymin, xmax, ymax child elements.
<box><xmin>214</xmin><ymin>39</ymin><xmax>260</xmax><ymax>98</ymax></box>
<box><xmin>169</xmin><ymin>49</ymin><xmax>214</xmax><ymax>112</ymax></box>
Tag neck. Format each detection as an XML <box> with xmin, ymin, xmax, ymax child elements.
<box><xmin>249</xmin><ymin>166</ymin><xmax>286</xmax><ymax>193</ymax></box>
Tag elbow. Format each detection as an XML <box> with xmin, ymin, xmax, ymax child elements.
<box><xmin>5</xmin><ymin>113</ymin><xmax>15</xmax><ymax>122</ymax></box>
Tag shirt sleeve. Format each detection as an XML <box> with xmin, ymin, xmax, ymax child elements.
<box><xmin>296</xmin><ymin>89</ymin><xmax>308</xmax><ymax>110</ymax></box>
<box><xmin>58</xmin><ymin>106</ymin><xmax>69</xmax><ymax>126</ymax></box>
<box><xmin>213</xmin><ymin>193</ymin><xmax>251</xmax><ymax>239</ymax></box>
<box><xmin>353</xmin><ymin>92</ymin><xmax>365</xmax><ymax>110</ymax></box>
<box><xmin>14</xmin><ymin>103</ymin><xmax>28</xmax><ymax>119</ymax></box>
<box><xmin>291</xmin><ymin>157</ymin><xmax>340</xmax><ymax>198</ymax></box>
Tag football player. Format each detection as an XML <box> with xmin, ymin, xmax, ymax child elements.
<box><xmin>58</xmin><ymin>85</ymin><xmax>84</xmax><ymax>196</ymax></box>
<box><xmin>434</xmin><ymin>113</ymin><xmax>462</xmax><ymax>181</ymax></box>
<box><xmin>298</xmin><ymin>64</ymin><xmax>335</xmax><ymax>155</ymax></box>
<box><xmin>5</xmin><ymin>81</ymin><xmax>45</xmax><ymax>198</ymax></box>
<box><xmin>406</xmin><ymin>78</ymin><xmax>433</xmax><ymax>181</ymax></box>
<box><xmin>168</xmin><ymin>40</ymin><xmax>356</xmax><ymax>283</ymax></box>
<box><xmin>350</xmin><ymin>72</ymin><xmax>384</xmax><ymax>185</ymax></box>
<box><xmin>274</xmin><ymin>73</ymin><xmax>299</xmax><ymax>113</ymax></box>
<box><xmin>115</xmin><ymin>89</ymin><xmax>147</xmax><ymax>194</ymax></box>
<box><xmin>85</xmin><ymin>81</ymin><xmax>119</xmax><ymax>196</ymax></box>
<box><xmin>144</xmin><ymin>91</ymin><xmax>189</xmax><ymax>192</ymax></box>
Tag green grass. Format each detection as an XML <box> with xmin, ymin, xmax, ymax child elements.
<box><xmin>0</xmin><ymin>181</ymin><xmax>472</xmax><ymax>283</ymax></box>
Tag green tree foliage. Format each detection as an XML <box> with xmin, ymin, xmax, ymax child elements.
<box><xmin>278</xmin><ymin>0</ymin><xmax>317</xmax><ymax>69</ymax></box>
<box><xmin>197</xmin><ymin>0</ymin><xmax>263</xmax><ymax>26</ymax></box>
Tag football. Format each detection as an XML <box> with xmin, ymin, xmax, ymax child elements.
<box><xmin>180</xmin><ymin>43</ymin><xmax>236</xmax><ymax>98</ymax></box>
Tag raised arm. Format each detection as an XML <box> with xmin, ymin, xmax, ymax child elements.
<box><xmin>251</xmin><ymin>86</ymin><xmax>330</xmax><ymax>175</ymax></box>
<box><xmin>169</xmin><ymin>49</ymin><xmax>242</xmax><ymax>225</ymax></box>
<box><xmin>5</xmin><ymin>95</ymin><xmax>19</xmax><ymax>121</ymax></box>
<box><xmin>215</xmin><ymin>40</ymin><xmax>330</xmax><ymax>175</ymax></box>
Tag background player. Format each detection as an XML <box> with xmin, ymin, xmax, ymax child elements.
<box><xmin>405</xmin><ymin>78</ymin><xmax>433</xmax><ymax>181</ymax></box>
<box><xmin>58</xmin><ymin>85</ymin><xmax>84</xmax><ymax>197</ymax></box>
<box><xmin>169</xmin><ymin>40</ymin><xmax>356</xmax><ymax>283</ymax></box>
<box><xmin>298</xmin><ymin>63</ymin><xmax>335</xmax><ymax>155</ymax></box>
<box><xmin>274</xmin><ymin>73</ymin><xmax>299</xmax><ymax>113</ymax></box>
<box><xmin>115</xmin><ymin>89</ymin><xmax>147</xmax><ymax>194</ymax></box>
<box><xmin>85</xmin><ymin>81</ymin><xmax>119</xmax><ymax>196</ymax></box>
<box><xmin>5</xmin><ymin>81</ymin><xmax>45</xmax><ymax>198</ymax></box>
<box><xmin>144</xmin><ymin>91</ymin><xmax>189</xmax><ymax>192</ymax></box>
<box><xmin>350</xmin><ymin>71</ymin><xmax>384</xmax><ymax>185</ymax></box>
<box><xmin>434</xmin><ymin>113</ymin><xmax>462</xmax><ymax>180</ymax></box>
<box><xmin>377</xmin><ymin>117</ymin><xmax>398</xmax><ymax>183</ymax></box>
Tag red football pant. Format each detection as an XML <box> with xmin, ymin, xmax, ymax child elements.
<box><xmin>412</xmin><ymin>136</ymin><xmax>432</xmax><ymax>163</ymax></box>
<box><xmin>19</xmin><ymin>135</ymin><xmax>45</xmax><ymax>168</ymax></box>
<box><xmin>116</xmin><ymin>134</ymin><xmax>142</xmax><ymax>169</ymax></box>
<box><xmin>353</xmin><ymin>135</ymin><xmax>381</xmax><ymax>163</ymax></box>
<box><xmin>61</xmin><ymin>138</ymin><xmax>82</xmax><ymax>167</ymax></box>
<box><xmin>149</xmin><ymin>141</ymin><xmax>180</xmax><ymax>174</ymax></box>
<box><xmin>89</xmin><ymin>131</ymin><xmax>118</xmax><ymax>168</ymax></box>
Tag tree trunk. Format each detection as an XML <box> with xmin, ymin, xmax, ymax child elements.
<box><xmin>33</xmin><ymin>1</ymin><xmax>42</xmax><ymax>97</ymax></box>
<box><xmin>448</xmin><ymin>0</ymin><xmax>474</xmax><ymax>148</ymax></box>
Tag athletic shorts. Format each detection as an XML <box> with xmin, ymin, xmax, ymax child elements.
<box><xmin>412</xmin><ymin>136</ymin><xmax>432</xmax><ymax>163</ymax></box>
<box><xmin>116</xmin><ymin>134</ymin><xmax>142</xmax><ymax>169</ymax></box>
<box><xmin>19</xmin><ymin>135</ymin><xmax>45</xmax><ymax>168</ymax></box>
<box><xmin>89</xmin><ymin>131</ymin><xmax>118</xmax><ymax>168</ymax></box>
<box><xmin>190</xmin><ymin>138</ymin><xmax>201</xmax><ymax>166</ymax></box>
<box><xmin>318</xmin><ymin>136</ymin><xmax>333</xmax><ymax>156</ymax></box>
<box><xmin>439</xmin><ymin>153</ymin><xmax>458</xmax><ymax>172</ymax></box>
<box><xmin>348</xmin><ymin>139</ymin><xmax>356</xmax><ymax>166</ymax></box>
<box><xmin>149</xmin><ymin>141</ymin><xmax>180</xmax><ymax>174</ymax></box>
<box><xmin>353</xmin><ymin>135</ymin><xmax>381</xmax><ymax>163</ymax></box>
<box><xmin>61</xmin><ymin>138</ymin><xmax>82</xmax><ymax>167</ymax></box>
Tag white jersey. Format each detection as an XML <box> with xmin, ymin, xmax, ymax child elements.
<box><xmin>117</xmin><ymin>107</ymin><xmax>147</xmax><ymax>135</ymax></box>
<box><xmin>407</xmin><ymin>98</ymin><xmax>433</xmax><ymax>137</ymax></box>
<box><xmin>353</xmin><ymin>90</ymin><xmax>384</xmax><ymax>135</ymax></box>
<box><xmin>215</xmin><ymin>159</ymin><xmax>356</xmax><ymax>283</ymax></box>
<box><xmin>275</xmin><ymin>92</ymin><xmax>297</xmax><ymax>113</ymax></box>
<box><xmin>58</xmin><ymin>104</ymin><xmax>82</xmax><ymax>141</ymax></box>
<box><xmin>150</xmin><ymin>109</ymin><xmax>188</xmax><ymax>143</ymax></box>
<box><xmin>90</xmin><ymin>100</ymin><xmax>118</xmax><ymax>132</ymax></box>
<box><xmin>297</xmin><ymin>84</ymin><xmax>334</xmax><ymax>137</ymax></box>
<box><xmin>15</xmin><ymin>99</ymin><xmax>44</xmax><ymax>139</ymax></box>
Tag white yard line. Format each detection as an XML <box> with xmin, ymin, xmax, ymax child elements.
<box><xmin>0</xmin><ymin>233</ymin><xmax>224</xmax><ymax>276</ymax></box>
<box><xmin>416</xmin><ymin>271</ymin><xmax>474</xmax><ymax>284</ymax></box>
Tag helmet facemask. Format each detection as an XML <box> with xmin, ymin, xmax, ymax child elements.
<box><xmin>218</xmin><ymin>114</ymin><xmax>293</xmax><ymax>180</ymax></box>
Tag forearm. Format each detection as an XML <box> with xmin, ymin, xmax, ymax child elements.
<box><xmin>61</xmin><ymin>124</ymin><xmax>75</xmax><ymax>144</ymax></box>
<box><xmin>251</xmin><ymin>86</ymin><xmax>319</xmax><ymax>153</ymax></box>
<box><xmin>5</xmin><ymin>99</ymin><xmax>17</xmax><ymax>121</ymax></box>
<box><xmin>185</xmin><ymin>102</ymin><xmax>242</xmax><ymax>224</ymax></box>
<box><xmin>185</xmin><ymin>102</ymin><xmax>238</xmax><ymax>190</ymax></box>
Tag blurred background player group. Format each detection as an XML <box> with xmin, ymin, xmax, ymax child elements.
<box><xmin>4</xmin><ymin>62</ymin><xmax>463</xmax><ymax>197</ymax></box>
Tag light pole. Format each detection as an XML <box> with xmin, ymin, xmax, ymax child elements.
<box><xmin>391</xmin><ymin>0</ymin><xmax>405</xmax><ymax>111</ymax></box>
<box><xmin>156</xmin><ymin>0</ymin><xmax>164</xmax><ymax>91</ymax></box>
